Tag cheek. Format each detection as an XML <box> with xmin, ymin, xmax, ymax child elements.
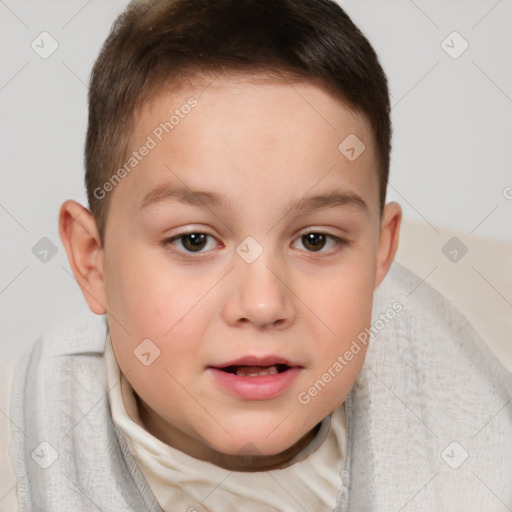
<box><xmin>103</xmin><ymin>248</ymin><xmax>213</xmax><ymax>380</ymax></box>
<box><xmin>309</xmin><ymin>252</ymin><xmax>376</xmax><ymax>333</ymax></box>
<box><xmin>311</xmin><ymin>284</ymin><xmax>373</xmax><ymax>375</ymax></box>
<box><xmin>105</xmin><ymin>244</ymin><xmax>208</xmax><ymax>335</ymax></box>
<box><xmin>301</xmin><ymin>251</ymin><xmax>376</xmax><ymax>393</ymax></box>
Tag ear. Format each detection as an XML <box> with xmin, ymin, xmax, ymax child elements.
<box><xmin>374</xmin><ymin>201</ymin><xmax>402</xmax><ymax>289</ymax></box>
<box><xmin>58</xmin><ymin>200</ymin><xmax>107</xmax><ymax>315</ymax></box>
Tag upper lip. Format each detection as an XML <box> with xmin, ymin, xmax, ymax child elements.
<box><xmin>209</xmin><ymin>355</ymin><xmax>302</xmax><ymax>369</ymax></box>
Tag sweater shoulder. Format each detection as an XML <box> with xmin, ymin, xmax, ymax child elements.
<box><xmin>0</xmin><ymin>359</ymin><xmax>19</xmax><ymax>512</ymax></box>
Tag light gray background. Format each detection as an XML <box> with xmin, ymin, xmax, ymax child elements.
<box><xmin>1</xmin><ymin>0</ymin><xmax>511</xmax><ymax>362</ymax></box>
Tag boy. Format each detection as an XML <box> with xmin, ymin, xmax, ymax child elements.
<box><xmin>1</xmin><ymin>0</ymin><xmax>511</xmax><ymax>510</ymax></box>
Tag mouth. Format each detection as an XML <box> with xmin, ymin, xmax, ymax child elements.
<box><xmin>218</xmin><ymin>363</ymin><xmax>291</xmax><ymax>377</ymax></box>
<box><xmin>208</xmin><ymin>356</ymin><xmax>303</xmax><ymax>400</ymax></box>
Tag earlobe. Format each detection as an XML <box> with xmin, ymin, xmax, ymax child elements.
<box><xmin>58</xmin><ymin>200</ymin><xmax>107</xmax><ymax>315</ymax></box>
<box><xmin>374</xmin><ymin>201</ymin><xmax>402</xmax><ymax>289</ymax></box>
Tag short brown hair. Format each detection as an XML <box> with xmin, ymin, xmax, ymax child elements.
<box><xmin>85</xmin><ymin>0</ymin><xmax>391</xmax><ymax>245</ymax></box>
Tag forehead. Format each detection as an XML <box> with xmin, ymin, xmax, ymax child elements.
<box><xmin>112</xmin><ymin>74</ymin><xmax>379</xmax><ymax>218</ymax></box>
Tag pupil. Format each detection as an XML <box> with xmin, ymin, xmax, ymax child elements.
<box><xmin>183</xmin><ymin>233</ymin><xmax>206</xmax><ymax>251</ymax></box>
<box><xmin>303</xmin><ymin>233</ymin><xmax>325</xmax><ymax>251</ymax></box>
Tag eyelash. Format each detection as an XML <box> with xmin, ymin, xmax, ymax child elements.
<box><xmin>161</xmin><ymin>230</ymin><xmax>348</xmax><ymax>259</ymax></box>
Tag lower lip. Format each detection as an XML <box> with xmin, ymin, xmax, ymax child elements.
<box><xmin>208</xmin><ymin>367</ymin><xmax>302</xmax><ymax>400</ymax></box>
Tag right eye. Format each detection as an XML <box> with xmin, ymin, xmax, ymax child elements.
<box><xmin>162</xmin><ymin>231</ymin><xmax>220</xmax><ymax>255</ymax></box>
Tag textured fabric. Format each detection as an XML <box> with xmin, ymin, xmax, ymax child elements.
<box><xmin>0</xmin><ymin>359</ymin><xmax>17</xmax><ymax>511</ymax></box>
<box><xmin>7</xmin><ymin>262</ymin><xmax>512</xmax><ymax>511</ymax></box>
<box><xmin>9</xmin><ymin>315</ymin><xmax>165</xmax><ymax>512</ymax></box>
<box><xmin>343</xmin><ymin>262</ymin><xmax>512</xmax><ymax>511</ymax></box>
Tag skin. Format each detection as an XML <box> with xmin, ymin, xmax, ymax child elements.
<box><xmin>59</xmin><ymin>74</ymin><xmax>401</xmax><ymax>471</ymax></box>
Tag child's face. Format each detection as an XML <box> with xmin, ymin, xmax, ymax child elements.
<box><xmin>65</xmin><ymin>74</ymin><xmax>400</xmax><ymax>468</ymax></box>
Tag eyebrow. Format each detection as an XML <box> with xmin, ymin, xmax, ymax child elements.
<box><xmin>140</xmin><ymin>184</ymin><xmax>368</xmax><ymax>214</ymax></box>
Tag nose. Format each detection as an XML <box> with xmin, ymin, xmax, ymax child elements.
<box><xmin>223</xmin><ymin>249</ymin><xmax>297</xmax><ymax>330</ymax></box>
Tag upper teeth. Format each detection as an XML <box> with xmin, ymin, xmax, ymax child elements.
<box><xmin>235</xmin><ymin>365</ymin><xmax>279</xmax><ymax>377</ymax></box>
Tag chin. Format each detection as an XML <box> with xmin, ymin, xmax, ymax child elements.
<box><xmin>202</xmin><ymin>422</ymin><xmax>309</xmax><ymax>458</ymax></box>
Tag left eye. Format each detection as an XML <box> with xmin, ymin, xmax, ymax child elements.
<box><xmin>162</xmin><ymin>231</ymin><xmax>345</xmax><ymax>256</ymax></box>
<box><xmin>291</xmin><ymin>232</ymin><xmax>344</xmax><ymax>253</ymax></box>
